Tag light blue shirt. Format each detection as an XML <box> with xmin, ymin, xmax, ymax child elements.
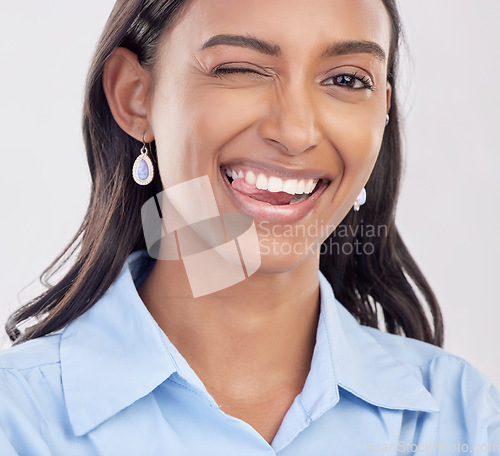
<box><xmin>0</xmin><ymin>250</ymin><xmax>499</xmax><ymax>455</ymax></box>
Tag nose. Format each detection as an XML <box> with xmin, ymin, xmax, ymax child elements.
<box><xmin>257</xmin><ymin>84</ymin><xmax>323</xmax><ymax>156</ymax></box>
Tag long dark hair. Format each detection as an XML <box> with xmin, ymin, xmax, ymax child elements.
<box><xmin>6</xmin><ymin>0</ymin><xmax>443</xmax><ymax>346</ymax></box>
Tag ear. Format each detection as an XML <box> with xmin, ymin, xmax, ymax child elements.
<box><xmin>102</xmin><ymin>47</ymin><xmax>154</xmax><ymax>142</ymax></box>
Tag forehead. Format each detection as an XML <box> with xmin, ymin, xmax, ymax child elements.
<box><xmin>163</xmin><ymin>0</ymin><xmax>392</xmax><ymax>58</ymax></box>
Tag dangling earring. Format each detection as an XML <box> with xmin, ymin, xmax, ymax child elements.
<box><xmin>385</xmin><ymin>114</ymin><xmax>390</xmax><ymax>126</ymax></box>
<box><xmin>132</xmin><ymin>133</ymin><xmax>154</xmax><ymax>185</ymax></box>
<box><xmin>353</xmin><ymin>187</ymin><xmax>366</xmax><ymax>212</ymax></box>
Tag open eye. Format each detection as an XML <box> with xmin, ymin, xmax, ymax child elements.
<box><xmin>322</xmin><ymin>73</ymin><xmax>374</xmax><ymax>91</ymax></box>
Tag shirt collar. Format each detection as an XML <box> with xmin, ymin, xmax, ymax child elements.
<box><xmin>60</xmin><ymin>250</ymin><xmax>177</xmax><ymax>436</ymax></box>
<box><xmin>303</xmin><ymin>272</ymin><xmax>440</xmax><ymax>420</ymax></box>
<box><xmin>60</xmin><ymin>250</ymin><xmax>439</xmax><ymax>437</ymax></box>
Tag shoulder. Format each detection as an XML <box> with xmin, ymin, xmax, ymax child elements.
<box><xmin>362</xmin><ymin>325</ymin><xmax>455</xmax><ymax>368</ymax></box>
<box><xmin>0</xmin><ymin>333</ymin><xmax>68</xmax><ymax>452</ymax></box>
<box><xmin>361</xmin><ymin>325</ymin><xmax>492</xmax><ymax>383</ymax></box>
<box><xmin>362</xmin><ymin>325</ymin><xmax>496</xmax><ymax>388</ymax></box>
<box><xmin>362</xmin><ymin>326</ymin><xmax>500</xmax><ymax>436</ymax></box>
<box><xmin>0</xmin><ymin>333</ymin><xmax>62</xmax><ymax>370</ymax></box>
<box><xmin>0</xmin><ymin>333</ymin><xmax>63</xmax><ymax>409</ymax></box>
<box><xmin>0</xmin><ymin>332</ymin><xmax>63</xmax><ymax>402</ymax></box>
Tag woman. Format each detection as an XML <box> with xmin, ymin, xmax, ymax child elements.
<box><xmin>1</xmin><ymin>0</ymin><xmax>499</xmax><ymax>454</ymax></box>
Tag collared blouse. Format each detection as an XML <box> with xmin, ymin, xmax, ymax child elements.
<box><xmin>0</xmin><ymin>250</ymin><xmax>499</xmax><ymax>455</ymax></box>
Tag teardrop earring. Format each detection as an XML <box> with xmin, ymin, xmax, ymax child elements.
<box><xmin>353</xmin><ymin>187</ymin><xmax>366</xmax><ymax>212</ymax></box>
<box><xmin>132</xmin><ymin>134</ymin><xmax>154</xmax><ymax>186</ymax></box>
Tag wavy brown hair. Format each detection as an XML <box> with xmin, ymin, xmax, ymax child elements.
<box><xmin>6</xmin><ymin>0</ymin><xmax>443</xmax><ymax>346</ymax></box>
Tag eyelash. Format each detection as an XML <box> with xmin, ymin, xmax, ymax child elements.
<box><xmin>212</xmin><ymin>67</ymin><xmax>266</xmax><ymax>78</ymax></box>
<box><xmin>323</xmin><ymin>72</ymin><xmax>375</xmax><ymax>91</ymax></box>
<box><xmin>213</xmin><ymin>67</ymin><xmax>375</xmax><ymax>91</ymax></box>
<box><xmin>214</xmin><ymin>67</ymin><xmax>262</xmax><ymax>75</ymax></box>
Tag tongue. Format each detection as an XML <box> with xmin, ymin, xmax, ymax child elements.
<box><xmin>231</xmin><ymin>178</ymin><xmax>295</xmax><ymax>205</ymax></box>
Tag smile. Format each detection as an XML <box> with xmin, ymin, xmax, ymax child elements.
<box><xmin>220</xmin><ymin>163</ymin><xmax>331</xmax><ymax>224</ymax></box>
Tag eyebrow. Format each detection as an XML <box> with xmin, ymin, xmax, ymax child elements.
<box><xmin>200</xmin><ymin>34</ymin><xmax>386</xmax><ymax>62</ymax></box>
<box><xmin>201</xmin><ymin>34</ymin><xmax>281</xmax><ymax>56</ymax></box>
<box><xmin>321</xmin><ymin>40</ymin><xmax>386</xmax><ymax>62</ymax></box>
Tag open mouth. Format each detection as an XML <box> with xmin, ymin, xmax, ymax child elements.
<box><xmin>221</xmin><ymin>166</ymin><xmax>329</xmax><ymax>206</ymax></box>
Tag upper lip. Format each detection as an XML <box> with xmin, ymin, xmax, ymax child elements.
<box><xmin>220</xmin><ymin>158</ymin><xmax>332</xmax><ymax>181</ymax></box>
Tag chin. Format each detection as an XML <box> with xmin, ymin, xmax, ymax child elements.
<box><xmin>254</xmin><ymin>236</ymin><xmax>320</xmax><ymax>275</ymax></box>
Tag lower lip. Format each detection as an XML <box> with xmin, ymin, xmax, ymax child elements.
<box><xmin>220</xmin><ymin>169</ymin><xmax>329</xmax><ymax>224</ymax></box>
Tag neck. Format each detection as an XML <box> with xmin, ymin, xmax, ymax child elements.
<box><xmin>138</xmin><ymin>255</ymin><xmax>320</xmax><ymax>402</ymax></box>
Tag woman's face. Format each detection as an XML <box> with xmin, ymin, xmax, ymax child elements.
<box><xmin>147</xmin><ymin>0</ymin><xmax>392</xmax><ymax>273</ymax></box>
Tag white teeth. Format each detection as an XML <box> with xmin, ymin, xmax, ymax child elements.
<box><xmin>245</xmin><ymin>170</ymin><xmax>256</xmax><ymax>185</ymax></box>
<box><xmin>225</xmin><ymin>167</ymin><xmax>319</xmax><ymax>195</ymax></box>
<box><xmin>267</xmin><ymin>176</ymin><xmax>283</xmax><ymax>192</ymax></box>
<box><xmin>304</xmin><ymin>179</ymin><xmax>316</xmax><ymax>194</ymax></box>
<box><xmin>282</xmin><ymin>179</ymin><xmax>298</xmax><ymax>195</ymax></box>
<box><xmin>296</xmin><ymin>179</ymin><xmax>306</xmax><ymax>194</ymax></box>
<box><xmin>255</xmin><ymin>173</ymin><xmax>269</xmax><ymax>190</ymax></box>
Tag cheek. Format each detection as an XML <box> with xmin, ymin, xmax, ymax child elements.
<box><xmin>184</xmin><ymin>86</ymin><xmax>267</xmax><ymax>151</ymax></box>
<box><xmin>319</xmin><ymin>104</ymin><xmax>385</xmax><ymax>226</ymax></box>
<box><xmin>149</xmin><ymin>90</ymin><xmax>192</xmax><ymax>187</ymax></box>
<box><xmin>151</xmin><ymin>82</ymin><xmax>266</xmax><ymax>186</ymax></box>
<box><xmin>338</xmin><ymin>124</ymin><xmax>382</xmax><ymax>177</ymax></box>
<box><xmin>322</xmin><ymin>97</ymin><xmax>386</xmax><ymax>185</ymax></box>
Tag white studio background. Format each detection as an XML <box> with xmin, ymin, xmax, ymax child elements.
<box><xmin>396</xmin><ymin>0</ymin><xmax>500</xmax><ymax>387</ymax></box>
<box><xmin>0</xmin><ymin>2</ymin><xmax>499</xmax><ymax>386</ymax></box>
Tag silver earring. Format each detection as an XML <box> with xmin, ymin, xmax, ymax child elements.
<box><xmin>385</xmin><ymin>114</ymin><xmax>390</xmax><ymax>126</ymax></box>
<box><xmin>132</xmin><ymin>134</ymin><xmax>154</xmax><ymax>185</ymax></box>
<box><xmin>353</xmin><ymin>187</ymin><xmax>366</xmax><ymax>212</ymax></box>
